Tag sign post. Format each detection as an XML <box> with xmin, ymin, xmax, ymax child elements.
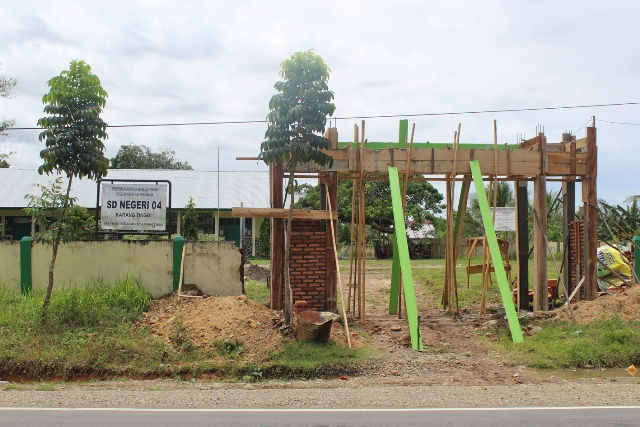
<box><xmin>95</xmin><ymin>179</ymin><xmax>172</xmax><ymax>239</ymax></box>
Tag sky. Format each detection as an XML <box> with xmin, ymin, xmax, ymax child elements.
<box><xmin>1</xmin><ymin>0</ymin><xmax>640</xmax><ymax>206</ymax></box>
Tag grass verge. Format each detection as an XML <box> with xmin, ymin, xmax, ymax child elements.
<box><xmin>492</xmin><ymin>317</ymin><xmax>640</xmax><ymax>369</ymax></box>
<box><xmin>1</xmin><ymin>278</ymin><xmax>376</xmax><ymax>382</ymax></box>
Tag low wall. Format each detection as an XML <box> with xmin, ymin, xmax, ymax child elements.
<box><xmin>0</xmin><ymin>240</ymin><xmax>242</xmax><ymax>297</ymax></box>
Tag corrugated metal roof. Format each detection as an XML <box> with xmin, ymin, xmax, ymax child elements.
<box><xmin>0</xmin><ymin>169</ymin><xmax>270</xmax><ymax>210</ymax></box>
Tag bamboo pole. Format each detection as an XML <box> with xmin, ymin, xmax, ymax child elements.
<box><xmin>325</xmin><ymin>183</ymin><xmax>352</xmax><ymax>348</ymax></box>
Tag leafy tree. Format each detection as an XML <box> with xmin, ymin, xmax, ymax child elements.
<box><xmin>25</xmin><ymin>178</ymin><xmax>94</xmax><ymax>244</ymax></box>
<box><xmin>259</xmin><ymin>50</ymin><xmax>336</xmax><ymax>323</ymax></box>
<box><xmin>599</xmin><ymin>198</ymin><xmax>640</xmax><ymax>240</ymax></box>
<box><xmin>182</xmin><ymin>197</ymin><xmax>199</xmax><ymax>240</ymax></box>
<box><xmin>0</xmin><ymin>62</ymin><xmax>17</xmax><ymax>137</ymax></box>
<box><xmin>110</xmin><ymin>144</ymin><xmax>193</xmax><ymax>169</ymax></box>
<box><xmin>257</xmin><ymin>217</ymin><xmax>270</xmax><ymax>257</ymax></box>
<box><xmin>0</xmin><ymin>151</ymin><xmax>13</xmax><ymax>168</ymax></box>
<box><xmin>36</xmin><ymin>59</ymin><xmax>110</xmax><ymax>321</ymax></box>
<box><xmin>296</xmin><ymin>178</ymin><xmax>444</xmax><ymax>235</ymax></box>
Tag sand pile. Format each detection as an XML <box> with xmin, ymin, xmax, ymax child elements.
<box><xmin>245</xmin><ymin>264</ymin><xmax>270</xmax><ymax>283</ymax></box>
<box><xmin>555</xmin><ymin>285</ymin><xmax>640</xmax><ymax>323</ymax></box>
<box><xmin>141</xmin><ymin>294</ymin><xmax>285</xmax><ymax>360</ymax></box>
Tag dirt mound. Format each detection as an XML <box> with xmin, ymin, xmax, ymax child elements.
<box><xmin>245</xmin><ymin>264</ymin><xmax>270</xmax><ymax>283</ymax></box>
<box><xmin>555</xmin><ymin>285</ymin><xmax>640</xmax><ymax>323</ymax></box>
<box><xmin>141</xmin><ymin>294</ymin><xmax>285</xmax><ymax>360</ymax></box>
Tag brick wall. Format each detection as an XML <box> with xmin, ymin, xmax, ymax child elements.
<box><xmin>288</xmin><ymin>219</ymin><xmax>328</xmax><ymax>311</ymax></box>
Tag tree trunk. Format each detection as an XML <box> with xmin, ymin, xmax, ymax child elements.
<box><xmin>41</xmin><ymin>175</ymin><xmax>73</xmax><ymax>323</ymax></box>
<box><xmin>284</xmin><ymin>156</ymin><xmax>297</xmax><ymax>325</ymax></box>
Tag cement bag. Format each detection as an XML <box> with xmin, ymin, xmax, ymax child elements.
<box><xmin>597</xmin><ymin>245</ymin><xmax>631</xmax><ymax>279</ymax></box>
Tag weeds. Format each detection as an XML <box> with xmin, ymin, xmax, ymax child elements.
<box><xmin>493</xmin><ymin>317</ymin><xmax>640</xmax><ymax>369</ymax></box>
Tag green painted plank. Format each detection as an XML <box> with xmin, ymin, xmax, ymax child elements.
<box><xmin>388</xmin><ymin>233</ymin><xmax>400</xmax><ymax>315</ymax></box>
<box><xmin>389</xmin><ymin>120</ymin><xmax>408</xmax><ymax>315</ymax></box>
<box><xmin>337</xmin><ymin>142</ymin><xmax>521</xmax><ymax>150</ymax></box>
<box><xmin>469</xmin><ymin>160</ymin><xmax>524</xmax><ymax>343</ymax></box>
<box><xmin>388</xmin><ymin>166</ymin><xmax>423</xmax><ymax>350</ymax></box>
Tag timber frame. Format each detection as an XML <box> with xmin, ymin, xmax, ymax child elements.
<box><xmin>235</xmin><ymin>121</ymin><xmax>598</xmax><ymax>315</ymax></box>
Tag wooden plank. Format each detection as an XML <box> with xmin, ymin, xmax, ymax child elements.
<box><xmin>516</xmin><ymin>181</ymin><xmax>529</xmax><ymax>310</ymax></box>
<box><xmin>292</xmin><ymin>148</ymin><xmax>586</xmax><ymax>176</ymax></box>
<box><xmin>232</xmin><ymin>207</ymin><xmax>337</xmax><ymax>220</ymax></box>
<box><xmin>533</xmin><ymin>134</ymin><xmax>548</xmax><ymax>311</ymax></box>
<box><xmin>575</xmin><ymin>136</ymin><xmax>587</xmax><ymax>150</ymax></box>
<box><xmin>388</xmin><ymin>166</ymin><xmax>424</xmax><ymax>350</ymax></box>
<box><xmin>585</xmin><ymin>126</ymin><xmax>598</xmax><ymax>299</ymax></box>
<box><xmin>325</xmin><ymin>170</ymin><xmax>338</xmax><ymax>311</ymax></box>
<box><xmin>469</xmin><ymin>160</ymin><xmax>524</xmax><ymax>343</ymax></box>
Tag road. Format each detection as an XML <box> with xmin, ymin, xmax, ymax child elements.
<box><xmin>2</xmin><ymin>406</ymin><xmax>639</xmax><ymax>426</ymax></box>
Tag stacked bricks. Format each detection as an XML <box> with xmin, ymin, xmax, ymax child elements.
<box><xmin>288</xmin><ymin>219</ymin><xmax>327</xmax><ymax>311</ymax></box>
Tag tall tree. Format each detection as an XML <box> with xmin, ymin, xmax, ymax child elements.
<box><xmin>259</xmin><ymin>50</ymin><xmax>336</xmax><ymax>323</ymax></box>
<box><xmin>37</xmin><ymin>59</ymin><xmax>110</xmax><ymax>321</ymax></box>
<box><xmin>110</xmin><ymin>143</ymin><xmax>193</xmax><ymax>169</ymax></box>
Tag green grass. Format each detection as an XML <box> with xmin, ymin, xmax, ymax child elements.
<box><xmin>244</xmin><ymin>279</ymin><xmax>270</xmax><ymax>306</ymax></box>
<box><xmin>0</xmin><ymin>277</ymin><xmax>376</xmax><ymax>382</ymax></box>
<box><xmin>492</xmin><ymin>317</ymin><xmax>640</xmax><ymax>369</ymax></box>
<box><xmin>338</xmin><ymin>256</ymin><xmax>564</xmax><ymax>309</ymax></box>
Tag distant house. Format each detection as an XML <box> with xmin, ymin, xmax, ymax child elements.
<box><xmin>0</xmin><ymin>169</ymin><xmax>269</xmax><ymax>256</ymax></box>
<box><xmin>405</xmin><ymin>220</ymin><xmax>435</xmax><ymax>241</ymax></box>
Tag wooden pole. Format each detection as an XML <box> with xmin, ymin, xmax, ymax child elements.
<box><xmin>347</xmin><ymin>146</ymin><xmax>357</xmax><ymax>314</ymax></box>
<box><xmin>533</xmin><ymin>132</ymin><xmax>548</xmax><ymax>311</ymax></box>
<box><xmin>359</xmin><ymin>120</ymin><xmax>367</xmax><ymax>320</ymax></box>
<box><xmin>325</xmin><ymin>183</ymin><xmax>352</xmax><ymax>348</ymax></box>
<box><xmin>585</xmin><ymin>125</ymin><xmax>598</xmax><ymax>300</ymax></box>
<box><xmin>516</xmin><ymin>181</ymin><xmax>529</xmax><ymax>310</ymax></box>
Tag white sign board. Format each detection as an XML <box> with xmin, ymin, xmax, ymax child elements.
<box><xmin>101</xmin><ymin>183</ymin><xmax>167</xmax><ymax>231</ymax></box>
<box><xmin>490</xmin><ymin>207</ymin><xmax>516</xmax><ymax>231</ymax></box>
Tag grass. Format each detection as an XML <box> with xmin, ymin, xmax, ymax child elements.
<box><xmin>492</xmin><ymin>317</ymin><xmax>640</xmax><ymax>369</ymax></box>
<box><xmin>244</xmin><ymin>278</ymin><xmax>270</xmax><ymax>306</ymax></box>
<box><xmin>0</xmin><ymin>277</ymin><xmax>375</xmax><ymax>382</ymax></box>
<box><xmin>338</xmin><ymin>255</ymin><xmax>564</xmax><ymax>308</ymax></box>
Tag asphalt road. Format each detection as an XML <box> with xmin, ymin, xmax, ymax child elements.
<box><xmin>2</xmin><ymin>406</ymin><xmax>640</xmax><ymax>427</ymax></box>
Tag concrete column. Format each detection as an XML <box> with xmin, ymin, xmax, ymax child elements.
<box><xmin>214</xmin><ymin>211</ymin><xmax>220</xmax><ymax>235</ymax></box>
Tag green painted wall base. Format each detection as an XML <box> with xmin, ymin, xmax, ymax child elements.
<box><xmin>20</xmin><ymin>236</ymin><xmax>32</xmax><ymax>295</ymax></box>
<box><xmin>173</xmin><ymin>236</ymin><xmax>185</xmax><ymax>292</ymax></box>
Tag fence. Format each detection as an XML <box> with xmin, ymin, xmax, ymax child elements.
<box><xmin>0</xmin><ymin>238</ymin><xmax>243</xmax><ymax>297</ymax></box>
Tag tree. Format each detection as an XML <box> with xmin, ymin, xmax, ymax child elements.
<box><xmin>0</xmin><ymin>151</ymin><xmax>13</xmax><ymax>168</ymax></box>
<box><xmin>110</xmin><ymin>144</ymin><xmax>193</xmax><ymax>169</ymax></box>
<box><xmin>467</xmin><ymin>181</ymin><xmax>515</xmax><ymax>235</ymax></box>
<box><xmin>0</xmin><ymin>62</ymin><xmax>17</xmax><ymax>137</ymax></box>
<box><xmin>296</xmin><ymin>178</ymin><xmax>444</xmax><ymax>234</ymax></box>
<box><xmin>259</xmin><ymin>50</ymin><xmax>336</xmax><ymax>323</ymax></box>
<box><xmin>182</xmin><ymin>197</ymin><xmax>199</xmax><ymax>240</ymax></box>
<box><xmin>36</xmin><ymin>59</ymin><xmax>110</xmax><ymax>321</ymax></box>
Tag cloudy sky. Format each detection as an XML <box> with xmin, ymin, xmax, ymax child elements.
<box><xmin>1</xmin><ymin>0</ymin><xmax>640</xmax><ymax>205</ymax></box>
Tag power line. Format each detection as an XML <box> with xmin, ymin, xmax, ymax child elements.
<box><xmin>596</xmin><ymin>119</ymin><xmax>640</xmax><ymax>126</ymax></box>
<box><xmin>8</xmin><ymin>101</ymin><xmax>640</xmax><ymax>130</ymax></box>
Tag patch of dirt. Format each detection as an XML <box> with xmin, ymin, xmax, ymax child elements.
<box><xmin>344</xmin><ymin>269</ymin><xmax>530</xmax><ymax>386</ymax></box>
<box><xmin>140</xmin><ymin>289</ymin><xmax>359</xmax><ymax>362</ymax></box>
<box><xmin>555</xmin><ymin>284</ymin><xmax>640</xmax><ymax>323</ymax></box>
<box><xmin>141</xmin><ymin>293</ymin><xmax>285</xmax><ymax>360</ymax></box>
<box><xmin>244</xmin><ymin>264</ymin><xmax>270</xmax><ymax>283</ymax></box>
